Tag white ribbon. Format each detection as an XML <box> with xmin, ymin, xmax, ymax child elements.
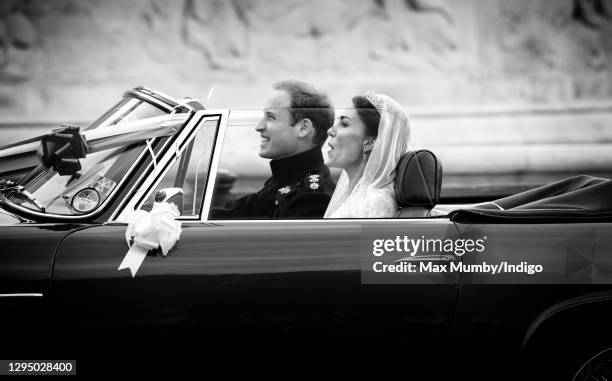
<box><xmin>118</xmin><ymin>201</ymin><xmax>182</xmax><ymax>277</ymax></box>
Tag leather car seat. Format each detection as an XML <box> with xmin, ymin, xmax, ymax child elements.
<box><xmin>394</xmin><ymin>150</ymin><xmax>442</xmax><ymax>218</ymax></box>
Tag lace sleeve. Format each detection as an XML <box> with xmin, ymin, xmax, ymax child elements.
<box><xmin>329</xmin><ymin>188</ymin><xmax>398</xmax><ymax>218</ymax></box>
<box><xmin>361</xmin><ymin>189</ymin><xmax>398</xmax><ymax>218</ymax></box>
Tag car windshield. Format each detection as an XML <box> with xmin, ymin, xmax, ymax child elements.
<box><xmin>0</xmin><ymin>93</ymin><xmax>172</xmax><ymax>217</ymax></box>
<box><xmin>3</xmin><ymin>145</ymin><xmax>145</xmax><ymax>215</ymax></box>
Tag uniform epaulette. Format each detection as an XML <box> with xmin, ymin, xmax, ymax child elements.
<box><xmin>304</xmin><ymin>173</ymin><xmax>321</xmax><ymax>191</ymax></box>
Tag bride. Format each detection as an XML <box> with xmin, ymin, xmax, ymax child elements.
<box><xmin>324</xmin><ymin>91</ymin><xmax>412</xmax><ymax>218</ymax></box>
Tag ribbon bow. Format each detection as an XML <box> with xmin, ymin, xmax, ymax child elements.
<box><xmin>118</xmin><ymin>201</ymin><xmax>182</xmax><ymax>277</ymax></box>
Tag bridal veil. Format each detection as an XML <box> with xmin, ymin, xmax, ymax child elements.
<box><xmin>324</xmin><ymin>91</ymin><xmax>412</xmax><ymax>218</ymax></box>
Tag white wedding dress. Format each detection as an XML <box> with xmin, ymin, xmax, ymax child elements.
<box><xmin>324</xmin><ymin>91</ymin><xmax>412</xmax><ymax>219</ymax></box>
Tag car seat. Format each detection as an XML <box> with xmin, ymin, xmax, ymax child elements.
<box><xmin>394</xmin><ymin>150</ymin><xmax>442</xmax><ymax>218</ymax></box>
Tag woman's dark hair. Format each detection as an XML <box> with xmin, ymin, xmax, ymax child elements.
<box><xmin>352</xmin><ymin>95</ymin><xmax>380</xmax><ymax>137</ymax></box>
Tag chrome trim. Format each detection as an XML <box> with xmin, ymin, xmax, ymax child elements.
<box><xmin>0</xmin><ymin>293</ymin><xmax>43</xmax><ymax>298</ymax></box>
<box><xmin>395</xmin><ymin>254</ymin><xmax>456</xmax><ymax>263</ymax></box>
<box><xmin>104</xmin><ymin>217</ymin><xmax>448</xmax><ymax>225</ymax></box>
<box><xmin>197</xmin><ymin>218</ymin><xmax>452</xmax><ymax>224</ymax></box>
<box><xmin>177</xmin><ymin>215</ymin><xmax>204</xmax><ymax>222</ymax></box>
<box><xmin>0</xmin><ymin>141</ymin><xmax>38</xmax><ymax>158</ymax></box>
<box><xmin>106</xmin><ymin>120</ymin><xmax>195</xmax><ymax>222</ymax></box>
<box><xmin>125</xmin><ymin>90</ymin><xmax>175</xmax><ymax>112</ymax></box>
<box><xmin>133</xmin><ymin>86</ymin><xmax>185</xmax><ymax>110</ymax></box>
<box><xmin>112</xmin><ymin>110</ymin><xmax>227</xmax><ymax>222</ymax></box>
<box><xmin>130</xmin><ymin>87</ymin><xmax>198</xmax><ymax>114</ymax></box>
<box><xmin>488</xmin><ymin>202</ymin><xmax>504</xmax><ymax>210</ymax></box>
<box><xmin>522</xmin><ymin>291</ymin><xmax>612</xmax><ymax>347</ymax></box>
<box><xmin>0</xmin><ymin>223</ymin><xmax>88</xmax><ymax>227</ymax></box>
<box><xmin>200</xmin><ymin>110</ymin><xmax>229</xmax><ymax>222</ymax></box>
<box><xmin>90</xmin><ymin>97</ymin><xmax>145</xmax><ymax>130</ymax></box>
<box><xmin>107</xmin><ymin>116</ymin><xmax>195</xmax><ymax>222</ymax></box>
<box><xmin>131</xmin><ymin>115</ymin><xmax>215</xmax><ymax>216</ymax></box>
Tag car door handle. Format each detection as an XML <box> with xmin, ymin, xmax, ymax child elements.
<box><xmin>0</xmin><ymin>293</ymin><xmax>43</xmax><ymax>298</ymax></box>
<box><xmin>394</xmin><ymin>254</ymin><xmax>456</xmax><ymax>263</ymax></box>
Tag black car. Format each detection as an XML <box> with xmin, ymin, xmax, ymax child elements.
<box><xmin>1</xmin><ymin>86</ymin><xmax>611</xmax><ymax>379</ymax></box>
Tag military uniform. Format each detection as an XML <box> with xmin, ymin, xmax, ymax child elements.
<box><xmin>211</xmin><ymin>147</ymin><xmax>335</xmax><ymax>219</ymax></box>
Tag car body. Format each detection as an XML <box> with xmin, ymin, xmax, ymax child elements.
<box><xmin>1</xmin><ymin>87</ymin><xmax>611</xmax><ymax>377</ymax></box>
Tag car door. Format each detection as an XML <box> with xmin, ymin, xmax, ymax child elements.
<box><xmin>51</xmin><ymin>218</ymin><xmax>461</xmax><ymax>343</ymax></box>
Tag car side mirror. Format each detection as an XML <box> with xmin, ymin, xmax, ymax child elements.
<box><xmin>155</xmin><ymin>188</ymin><xmax>183</xmax><ymax>215</ymax></box>
<box><xmin>141</xmin><ymin>187</ymin><xmax>183</xmax><ymax>214</ymax></box>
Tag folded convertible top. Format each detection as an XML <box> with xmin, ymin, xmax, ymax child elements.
<box><xmin>449</xmin><ymin>175</ymin><xmax>612</xmax><ymax>223</ymax></box>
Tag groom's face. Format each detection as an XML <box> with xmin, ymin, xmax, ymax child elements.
<box><xmin>256</xmin><ymin>89</ymin><xmax>301</xmax><ymax>159</ymax></box>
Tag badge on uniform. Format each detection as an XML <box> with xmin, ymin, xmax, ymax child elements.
<box><xmin>308</xmin><ymin>174</ymin><xmax>320</xmax><ymax>190</ymax></box>
<box><xmin>278</xmin><ymin>186</ymin><xmax>291</xmax><ymax>194</ymax></box>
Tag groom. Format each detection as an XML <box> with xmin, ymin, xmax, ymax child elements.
<box><xmin>211</xmin><ymin>80</ymin><xmax>336</xmax><ymax>219</ymax></box>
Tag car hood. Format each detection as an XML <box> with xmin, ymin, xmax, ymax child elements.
<box><xmin>0</xmin><ymin>205</ymin><xmax>30</xmax><ymax>225</ymax></box>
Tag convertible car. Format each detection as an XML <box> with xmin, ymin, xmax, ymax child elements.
<box><xmin>1</xmin><ymin>87</ymin><xmax>612</xmax><ymax>378</ymax></box>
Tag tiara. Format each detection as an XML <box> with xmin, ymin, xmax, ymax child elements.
<box><xmin>364</xmin><ymin>90</ymin><xmax>385</xmax><ymax>112</ymax></box>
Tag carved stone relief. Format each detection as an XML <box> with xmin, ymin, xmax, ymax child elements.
<box><xmin>0</xmin><ymin>3</ymin><xmax>39</xmax><ymax>84</ymax></box>
<box><xmin>0</xmin><ymin>0</ymin><xmax>610</xmax><ymax>115</ymax></box>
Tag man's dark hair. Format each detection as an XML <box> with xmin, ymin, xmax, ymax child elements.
<box><xmin>352</xmin><ymin>95</ymin><xmax>380</xmax><ymax>137</ymax></box>
<box><xmin>273</xmin><ymin>80</ymin><xmax>335</xmax><ymax>147</ymax></box>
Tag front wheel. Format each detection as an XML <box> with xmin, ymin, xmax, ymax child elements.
<box><xmin>572</xmin><ymin>347</ymin><xmax>612</xmax><ymax>381</ymax></box>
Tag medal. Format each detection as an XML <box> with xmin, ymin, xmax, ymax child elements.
<box><xmin>308</xmin><ymin>174</ymin><xmax>320</xmax><ymax>190</ymax></box>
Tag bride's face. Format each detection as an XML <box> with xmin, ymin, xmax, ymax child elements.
<box><xmin>325</xmin><ymin>108</ymin><xmax>369</xmax><ymax>169</ymax></box>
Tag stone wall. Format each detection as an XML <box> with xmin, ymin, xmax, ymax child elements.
<box><xmin>1</xmin><ymin>0</ymin><xmax>611</xmax><ymax>191</ymax></box>
<box><xmin>1</xmin><ymin>0</ymin><xmax>611</xmax><ymax>114</ymax></box>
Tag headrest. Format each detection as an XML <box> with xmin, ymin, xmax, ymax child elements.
<box><xmin>394</xmin><ymin>150</ymin><xmax>442</xmax><ymax>208</ymax></box>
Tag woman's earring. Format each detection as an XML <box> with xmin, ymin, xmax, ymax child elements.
<box><xmin>363</xmin><ymin>145</ymin><xmax>372</xmax><ymax>160</ymax></box>
<box><xmin>363</xmin><ymin>138</ymin><xmax>375</xmax><ymax>159</ymax></box>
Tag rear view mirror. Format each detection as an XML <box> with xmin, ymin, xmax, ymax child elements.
<box><xmin>37</xmin><ymin>124</ymin><xmax>88</xmax><ymax>176</ymax></box>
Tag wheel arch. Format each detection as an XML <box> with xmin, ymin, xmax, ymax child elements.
<box><xmin>522</xmin><ymin>290</ymin><xmax>612</xmax><ymax>348</ymax></box>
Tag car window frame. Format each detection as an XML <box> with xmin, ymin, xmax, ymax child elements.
<box><xmin>111</xmin><ymin>109</ymin><xmax>228</xmax><ymax>223</ymax></box>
